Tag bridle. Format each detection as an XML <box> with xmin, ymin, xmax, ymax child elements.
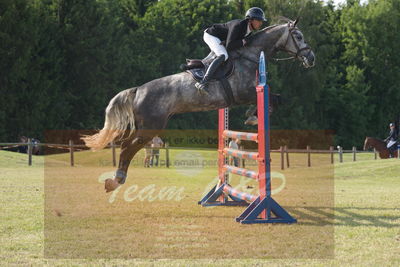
<box><xmin>235</xmin><ymin>23</ymin><xmax>313</xmax><ymax>65</ymax></box>
<box><xmin>272</xmin><ymin>24</ymin><xmax>312</xmax><ymax>62</ymax></box>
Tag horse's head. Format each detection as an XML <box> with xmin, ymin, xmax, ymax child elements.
<box><xmin>363</xmin><ymin>136</ymin><xmax>386</xmax><ymax>152</ymax></box>
<box><xmin>276</xmin><ymin>18</ymin><xmax>315</xmax><ymax>68</ymax></box>
<box><xmin>253</xmin><ymin>18</ymin><xmax>315</xmax><ymax>68</ymax></box>
<box><xmin>363</xmin><ymin>137</ymin><xmax>371</xmax><ymax>150</ymax></box>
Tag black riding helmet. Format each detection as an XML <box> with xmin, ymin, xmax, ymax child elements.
<box><xmin>245</xmin><ymin>7</ymin><xmax>267</xmax><ymax>22</ymax></box>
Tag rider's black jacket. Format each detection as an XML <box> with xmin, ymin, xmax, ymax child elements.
<box><xmin>385</xmin><ymin>128</ymin><xmax>398</xmax><ymax>142</ymax></box>
<box><xmin>205</xmin><ymin>19</ymin><xmax>251</xmax><ymax>51</ymax></box>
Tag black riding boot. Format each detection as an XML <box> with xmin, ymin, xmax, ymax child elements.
<box><xmin>195</xmin><ymin>55</ymin><xmax>225</xmax><ymax>95</ymax></box>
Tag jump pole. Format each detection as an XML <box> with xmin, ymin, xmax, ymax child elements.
<box><xmin>198</xmin><ymin>52</ymin><xmax>296</xmax><ymax>224</ymax></box>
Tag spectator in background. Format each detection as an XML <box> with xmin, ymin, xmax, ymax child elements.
<box><xmin>18</xmin><ymin>136</ymin><xmax>28</xmax><ymax>153</ymax></box>
<box><xmin>150</xmin><ymin>135</ymin><xmax>164</xmax><ymax>167</ymax></box>
<box><xmin>143</xmin><ymin>141</ymin><xmax>152</xmax><ymax>167</ymax></box>
<box><xmin>228</xmin><ymin>138</ymin><xmax>240</xmax><ymax>167</ymax></box>
<box><xmin>17</xmin><ymin>136</ymin><xmax>41</xmax><ymax>155</ymax></box>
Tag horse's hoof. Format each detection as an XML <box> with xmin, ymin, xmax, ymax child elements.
<box><xmin>105</xmin><ymin>178</ymin><xmax>120</xmax><ymax>193</ymax></box>
<box><xmin>245</xmin><ymin>116</ymin><xmax>258</xmax><ymax>126</ymax></box>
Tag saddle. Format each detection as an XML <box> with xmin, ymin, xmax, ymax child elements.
<box><xmin>181</xmin><ymin>52</ymin><xmax>236</xmax><ymax>106</ymax></box>
<box><xmin>181</xmin><ymin>52</ymin><xmax>234</xmax><ymax>82</ymax></box>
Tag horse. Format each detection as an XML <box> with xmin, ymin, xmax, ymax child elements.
<box><xmin>82</xmin><ymin>19</ymin><xmax>316</xmax><ymax>192</ymax></box>
<box><xmin>18</xmin><ymin>136</ymin><xmax>42</xmax><ymax>155</ymax></box>
<box><xmin>363</xmin><ymin>137</ymin><xmax>398</xmax><ymax>159</ymax></box>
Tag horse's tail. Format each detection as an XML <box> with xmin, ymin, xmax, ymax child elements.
<box><xmin>82</xmin><ymin>88</ymin><xmax>137</xmax><ymax>150</ymax></box>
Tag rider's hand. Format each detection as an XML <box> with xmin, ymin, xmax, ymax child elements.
<box><xmin>242</xmin><ymin>35</ymin><xmax>254</xmax><ymax>46</ymax></box>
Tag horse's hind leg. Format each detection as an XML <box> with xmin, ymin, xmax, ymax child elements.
<box><xmin>105</xmin><ymin>129</ymin><xmax>159</xmax><ymax>192</ymax></box>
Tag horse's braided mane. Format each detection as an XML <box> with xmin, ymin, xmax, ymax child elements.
<box><xmin>258</xmin><ymin>24</ymin><xmax>281</xmax><ymax>34</ymax></box>
<box><xmin>253</xmin><ymin>21</ymin><xmax>288</xmax><ymax>37</ymax></box>
<box><xmin>254</xmin><ymin>16</ymin><xmax>297</xmax><ymax>36</ymax></box>
<box><xmin>275</xmin><ymin>16</ymin><xmax>294</xmax><ymax>23</ymax></box>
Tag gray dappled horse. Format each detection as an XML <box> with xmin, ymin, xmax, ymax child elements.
<box><xmin>82</xmin><ymin>19</ymin><xmax>315</xmax><ymax>192</ymax></box>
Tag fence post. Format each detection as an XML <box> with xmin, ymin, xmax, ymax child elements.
<box><xmin>352</xmin><ymin>146</ymin><xmax>357</xmax><ymax>162</ymax></box>
<box><xmin>285</xmin><ymin>145</ymin><xmax>289</xmax><ymax>168</ymax></box>
<box><xmin>307</xmin><ymin>145</ymin><xmax>311</xmax><ymax>167</ymax></box>
<box><xmin>69</xmin><ymin>140</ymin><xmax>74</xmax><ymax>167</ymax></box>
<box><xmin>339</xmin><ymin>146</ymin><xmax>343</xmax><ymax>163</ymax></box>
<box><xmin>374</xmin><ymin>148</ymin><xmax>377</xmax><ymax>160</ymax></box>
<box><xmin>165</xmin><ymin>142</ymin><xmax>170</xmax><ymax>168</ymax></box>
<box><xmin>27</xmin><ymin>138</ymin><xmax>33</xmax><ymax>166</ymax></box>
<box><xmin>111</xmin><ymin>141</ymin><xmax>116</xmax><ymax>167</ymax></box>
<box><xmin>280</xmin><ymin>146</ymin><xmax>284</xmax><ymax>170</ymax></box>
<box><xmin>330</xmin><ymin>146</ymin><xmax>334</xmax><ymax>164</ymax></box>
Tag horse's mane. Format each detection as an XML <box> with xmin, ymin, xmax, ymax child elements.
<box><xmin>260</xmin><ymin>23</ymin><xmax>284</xmax><ymax>33</ymax></box>
<box><xmin>367</xmin><ymin>136</ymin><xmax>385</xmax><ymax>143</ymax></box>
<box><xmin>260</xmin><ymin>24</ymin><xmax>281</xmax><ymax>32</ymax></box>
<box><xmin>275</xmin><ymin>16</ymin><xmax>294</xmax><ymax>23</ymax></box>
<box><xmin>250</xmin><ymin>23</ymin><xmax>285</xmax><ymax>39</ymax></box>
<box><xmin>253</xmin><ymin>16</ymin><xmax>299</xmax><ymax>37</ymax></box>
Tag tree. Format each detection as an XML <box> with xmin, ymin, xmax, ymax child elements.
<box><xmin>338</xmin><ymin>0</ymin><xmax>400</xmax><ymax>146</ymax></box>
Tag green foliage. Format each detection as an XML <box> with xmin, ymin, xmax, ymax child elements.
<box><xmin>338</xmin><ymin>0</ymin><xmax>400</xmax><ymax>146</ymax></box>
<box><xmin>1</xmin><ymin>0</ymin><xmax>400</xmax><ymax>149</ymax></box>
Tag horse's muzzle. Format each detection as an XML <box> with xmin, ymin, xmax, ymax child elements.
<box><xmin>302</xmin><ymin>50</ymin><xmax>315</xmax><ymax>68</ymax></box>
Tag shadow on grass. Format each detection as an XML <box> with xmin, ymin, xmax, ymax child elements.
<box><xmin>287</xmin><ymin>206</ymin><xmax>400</xmax><ymax>227</ymax></box>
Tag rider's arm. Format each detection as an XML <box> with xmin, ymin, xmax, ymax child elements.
<box><xmin>386</xmin><ymin>129</ymin><xmax>395</xmax><ymax>142</ymax></box>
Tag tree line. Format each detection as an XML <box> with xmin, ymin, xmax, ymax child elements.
<box><xmin>1</xmin><ymin>0</ymin><xmax>399</xmax><ymax>148</ymax></box>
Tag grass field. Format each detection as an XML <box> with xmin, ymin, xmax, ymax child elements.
<box><xmin>0</xmin><ymin>148</ymin><xmax>399</xmax><ymax>266</ymax></box>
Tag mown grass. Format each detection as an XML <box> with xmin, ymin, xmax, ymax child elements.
<box><xmin>0</xmin><ymin>149</ymin><xmax>399</xmax><ymax>266</ymax></box>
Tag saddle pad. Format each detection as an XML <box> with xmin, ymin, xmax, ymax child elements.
<box><xmin>186</xmin><ymin>60</ymin><xmax>235</xmax><ymax>82</ymax></box>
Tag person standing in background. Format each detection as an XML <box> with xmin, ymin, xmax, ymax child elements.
<box><xmin>150</xmin><ymin>135</ymin><xmax>164</xmax><ymax>167</ymax></box>
<box><xmin>144</xmin><ymin>141</ymin><xmax>152</xmax><ymax>167</ymax></box>
<box><xmin>228</xmin><ymin>138</ymin><xmax>240</xmax><ymax>167</ymax></box>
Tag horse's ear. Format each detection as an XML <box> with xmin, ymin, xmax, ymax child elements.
<box><xmin>293</xmin><ymin>17</ymin><xmax>300</xmax><ymax>27</ymax></box>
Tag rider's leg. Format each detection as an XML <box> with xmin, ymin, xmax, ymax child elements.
<box><xmin>195</xmin><ymin>32</ymin><xmax>228</xmax><ymax>94</ymax></box>
<box><xmin>195</xmin><ymin>55</ymin><xmax>225</xmax><ymax>92</ymax></box>
<box><xmin>391</xmin><ymin>145</ymin><xmax>397</xmax><ymax>158</ymax></box>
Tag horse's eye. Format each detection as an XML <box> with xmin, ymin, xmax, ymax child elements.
<box><xmin>296</xmin><ymin>35</ymin><xmax>302</xmax><ymax>41</ymax></box>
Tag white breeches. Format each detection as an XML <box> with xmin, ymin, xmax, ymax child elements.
<box><xmin>203</xmin><ymin>31</ymin><xmax>229</xmax><ymax>61</ymax></box>
<box><xmin>387</xmin><ymin>140</ymin><xmax>396</xmax><ymax>148</ymax></box>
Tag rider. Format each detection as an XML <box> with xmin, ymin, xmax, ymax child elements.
<box><xmin>195</xmin><ymin>7</ymin><xmax>267</xmax><ymax>95</ymax></box>
<box><xmin>384</xmin><ymin>122</ymin><xmax>398</xmax><ymax>157</ymax></box>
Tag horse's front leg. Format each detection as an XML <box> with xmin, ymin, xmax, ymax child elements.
<box><xmin>105</xmin><ymin>129</ymin><xmax>156</xmax><ymax>192</ymax></box>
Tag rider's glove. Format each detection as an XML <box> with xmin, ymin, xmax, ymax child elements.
<box><xmin>242</xmin><ymin>35</ymin><xmax>255</xmax><ymax>46</ymax></box>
